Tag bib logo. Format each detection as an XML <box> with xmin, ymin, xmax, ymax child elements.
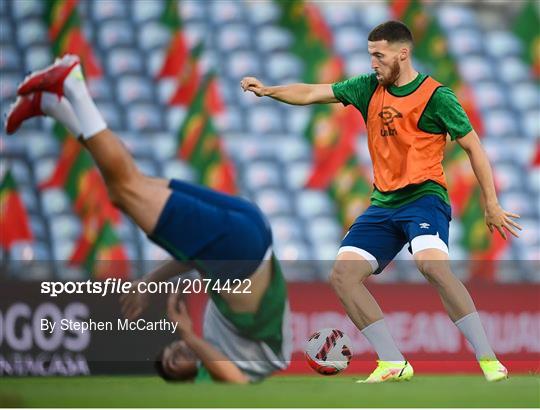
<box><xmin>378</xmin><ymin>106</ymin><xmax>402</xmax><ymax>136</ymax></box>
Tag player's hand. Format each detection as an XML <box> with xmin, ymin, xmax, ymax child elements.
<box><xmin>167</xmin><ymin>293</ymin><xmax>193</xmax><ymax>335</ymax></box>
<box><xmin>240</xmin><ymin>77</ymin><xmax>266</xmax><ymax>97</ymax></box>
<box><xmin>485</xmin><ymin>203</ymin><xmax>522</xmax><ymax>240</ymax></box>
<box><xmin>119</xmin><ymin>280</ymin><xmax>149</xmax><ymax>320</ymax></box>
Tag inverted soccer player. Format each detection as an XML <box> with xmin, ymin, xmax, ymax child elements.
<box><xmin>241</xmin><ymin>21</ymin><xmax>521</xmax><ymax>383</ymax></box>
<box><xmin>6</xmin><ymin>55</ymin><xmax>291</xmax><ymax>384</ymax></box>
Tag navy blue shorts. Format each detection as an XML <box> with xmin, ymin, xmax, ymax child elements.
<box><xmin>340</xmin><ymin>195</ymin><xmax>451</xmax><ymax>274</ymax></box>
<box><xmin>149</xmin><ymin>179</ymin><xmax>273</xmax><ymax>280</ymax></box>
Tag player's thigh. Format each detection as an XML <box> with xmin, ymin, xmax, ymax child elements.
<box><xmin>332</xmin><ymin>250</ymin><xmax>374</xmax><ymax>284</ymax></box>
<box><xmin>339</xmin><ymin>209</ymin><xmax>407</xmax><ymax>275</ymax></box>
<box><xmin>398</xmin><ymin>195</ymin><xmax>451</xmax><ymax>257</ymax></box>
<box><xmin>413</xmin><ymin>247</ymin><xmax>453</xmax><ymax>282</ymax></box>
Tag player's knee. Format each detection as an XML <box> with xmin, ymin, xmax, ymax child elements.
<box><xmin>415</xmin><ymin>257</ymin><xmax>451</xmax><ymax>287</ymax></box>
<box><xmin>329</xmin><ymin>268</ymin><xmax>347</xmax><ymax>294</ymax></box>
<box><xmin>107</xmin><ymin>184</ymin><xmax>127</xmax><ymax>210</ymax></box>
<box><xmin>330</xmin><ymin>260</ymin><xmax>368</xmax><ymax>292</ymax></box>
<box><xmin>107</xmin><ymin>179</ymin><xmax>139</xmax><ymax>211</ymax></box>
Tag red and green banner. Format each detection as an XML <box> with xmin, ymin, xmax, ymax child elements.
<box><xmin>443</xmin><ymin>145</ymin><xmax>475</xmax><ymax>217</ymax></box>
<box><xmin>176</xmin><ymin>75</ymin><xmax>236</xmax><ymax>194</ymax></box>
<box><xmin>70</xmin><ymin>219</ymin><xmax>130</xmax><ymax>280</ymax></box>
<box><xmin>304</xmin><ymin>104</ymin><xmax>363</xmax><ymax>191</ymax></box>
<box><xmin>168</xmin><ymin>42</ymin><xmax>203</xmax><ymax>106</ymax></box>
<box><xmin>0</xmin><ymin>170</ymin><xmax>33</xmax><ymax>250</ymax></box>
<box><xmin>275</xmin><ymin>0</ymin><xmax>369</xmax><ymax>230</ymax></box>
<box><xmin>40</xmin><ymin>126</ymin><xmax>127</xmax><ymax>278</ymax></box>
<box><xmin>166</xmin><ymin>43</ymin><xmax>225</xmax><ymax>114</ymax></box>
<box><xmin>513</xmin><ymin>0</ymin><xmax>540</xmax><ymax>80</ymax></box>
<box><xmin>275</xmin><ymin>1</ymin><xmax>341</xmax><ymax>84</ymax></box>
<box><xmin>532</xmin><ymin>141</ymin><xmax>540</xmax><ymax>167</ymax></box>
<box><xmin>44</xmin><ymin>0</ymin><xmax>102</xmax><ymax>77</ymax></box>
<box><xmin>40</xmin><ymin>125</ymin><xmax>120</xmax><ymax>224</ymax></box>
<box><xmin>157</xmin><ymin>0</ymin><xmax>189</xmax><ymax>79</ymax></box>
<box><xmin>41</xmin><ymin>2</ymin><xmax>130</xmax><ymax>278</ymax></box>
<box><xmin>391</xmin><ymin>0</ymin><xmax>507</xmax><ymax>278</ymax></box>
<box><xmin>390</xmin><ymin>0</ymin><xmax>483</xmax><ymax>134</ymax></box>
<box><xmin>328</xmin><ymin>157</ymin><xmax>372</xmax><ymax>229</ymax></box>
<box><xmin>459</xmin><ymin>186</ymin><xmax>508</xmax><ymax>281</ymax></box>
<box><xmin>158</xmin><ymin>1</ymin><xmax>229</xmax><ymax>191</ymax></box>
<box><xmin>158</xmin><ymin>31</ymin><xmax>189</xmax><ymax>79</ymax></box>
<box><xmin>157</xmin><ymin>1</ymin><xmax>225</xmax><ymax>113</ymax></box>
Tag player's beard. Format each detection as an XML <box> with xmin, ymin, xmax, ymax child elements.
<box><xmin>377</xmin><ymin>58</ymin><xmax>401</xmax><ymax>88</ymax></box>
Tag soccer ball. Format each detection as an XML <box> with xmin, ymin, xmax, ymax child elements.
<box><xmin>305</xmin><ymin>328</ymin><xmax>353</xmax><ymax>375</ymax></box>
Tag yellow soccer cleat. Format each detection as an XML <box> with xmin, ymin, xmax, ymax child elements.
<box><xmin>356</xmin><ymin>360</ymin><xmax>414</xmax><ymax>383</ymax></box>
<box><xmin>479</xmin><ymin>359</ymin><xmax>508</xmax><ymax>382</ymax></box>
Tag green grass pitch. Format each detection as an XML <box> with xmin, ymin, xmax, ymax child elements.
<box><xmin>0</xmin><ymin>375</ymin><xmax>538</xmax><ymax>407</ymax></box>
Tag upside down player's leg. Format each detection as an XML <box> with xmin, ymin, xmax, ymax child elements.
<box><xmin>9</xmin><ymin>55</ymin><xmax>171</xmax><ymax>234</ymax></box>
<box><xmin>8</xmin><ymin>58</ymin><xmax>289</xmax><ymax>383</ymax></box>
<box><xmin>82</xmin><ymin>129</ymin><xmax>172</xmax><ymax>234</ymax></box>
<box><xmin>6</xmin><ymin>55</ymin><xmax>272</xmax><ymax>291</ymax></box>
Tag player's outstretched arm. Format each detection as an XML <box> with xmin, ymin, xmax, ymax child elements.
<box><xmin>167</xmin><ymin>294</ymin><xmax>249</xmax><ymax>384</ymax></box>
<box><xmin>240</xmin><ymin>76</ymin><xmax>339</xmax><ymax>105</ymax></box>
<box><xmin>120</xmin><ymin>259</ymin><xmax>193</xmax><ymax>320</ymax></box>
<box><xmin>457</xmin><ymin>130</ymin><xmax>522</xmax><ymax>239</ymax></box>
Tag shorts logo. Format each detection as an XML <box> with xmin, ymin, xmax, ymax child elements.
<box><xmin>419</xmin><ymin>222</ymin><xmax>430</xmax><ymax>229</ymax></box>
<box><xmin>378</xmin><ymin>106</ymin><xmax>402</xmax><ymax>137</ymax></box>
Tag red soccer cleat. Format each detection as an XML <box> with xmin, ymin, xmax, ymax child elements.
<box><xmin>5</xmin><ymin>92</ymin><xmax>44</xmax><ymax>135</ymax></box>
<box><xmin>17</xmin><ymin>54</ymin><xmax>80</xmax><ymax>97</ymax></box>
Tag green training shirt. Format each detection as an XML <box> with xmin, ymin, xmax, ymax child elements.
<box><xmin>332</xmin><ymin>73</ymin><xmax>473</xmax><ymax>208</ymax></box>
<box><xmin>195</xmin><ymin>255</ymin><xmax>289</xmax><ymax>383</ymax></box>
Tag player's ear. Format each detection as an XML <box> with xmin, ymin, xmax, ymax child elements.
<box><xmin>154</xmin><ymin>346</ymin><xmax>177</xmax><ymax>382</ymax></box>
<box><xmin>399</xmin><ymin>46</ymin><xmax>409</xmax><ymax>61</ymax></box>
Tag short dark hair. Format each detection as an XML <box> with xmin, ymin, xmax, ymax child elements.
<box><xmin>368</xmin><ymin>21</ymin><xmax>413</xmax><ymax>45</ymax></box>
<box><xmin>154</xmin><ymin>347</ymin><xmax>179</xmax><ymax>382</ymax></box>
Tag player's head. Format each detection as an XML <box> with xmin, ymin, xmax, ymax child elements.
<box><xmin>367</xmin><ymin>21</ymin><xmax>414</xmax><ymax>87</ymax></box>
<box><xmin>155</xmin><ymin>340</ymin><xmax>198</xmax><ymax>382</ymax></box>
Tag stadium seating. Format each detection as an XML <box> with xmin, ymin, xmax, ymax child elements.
<box><xmin>132</xmin><ymin>1</ymin><xmax>164</xmax><ymax>24</ymax></box>
<box><xmin>1</xmin><ymin>0</ymin><xmax>537</xmax><ymax>283</ymax></box>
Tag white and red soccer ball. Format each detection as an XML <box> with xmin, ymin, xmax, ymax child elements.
<box><xmin>305</xmin><ymin>328</ymin><xmax>353</xmax><ymax>375</ymax></box>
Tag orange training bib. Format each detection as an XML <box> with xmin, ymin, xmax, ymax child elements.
<box><xmin>366</xmin><ymin>76</ymin><xmax>447</xmax><ymax>192</ymax></box>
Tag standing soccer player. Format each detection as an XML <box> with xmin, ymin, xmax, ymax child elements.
<box><xmin>6</xmin><ymin>55</ymin><xmax>291</xmax><ymax>383</ymax></box>
<box><xmin>241</xmin><ymin>21</ymin><xmax>521</xmax><ymax>383</ymax></box>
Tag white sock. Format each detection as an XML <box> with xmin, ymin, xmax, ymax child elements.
<box><xmin>361</xmin><ymin>319</ymin><xmax>405</xmax><ymax>362</ymax></box>
<box><xmin>63</xmin><ymin>64</ymin><xmax>107</xmax><ymax>139</ymax></box>
<box><xmin>455</xmin><ymin>312</ymin><xmax>496</xmax><ymax>360</ymax></box>
<box><xmin>40</xmin><ymin>92</ymin><xmax>82</xmax><ymax>137</ymax></box>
